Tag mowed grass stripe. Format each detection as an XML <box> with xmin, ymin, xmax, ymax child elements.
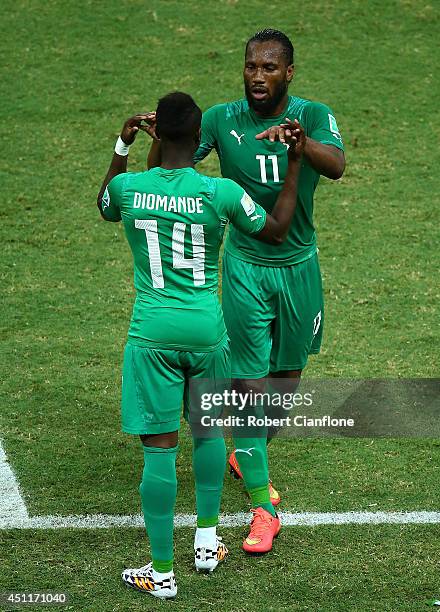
<box><xmin>2</xmin><ymin>510</ymin><xmax>440</xmax><ymax>530</ymax></box>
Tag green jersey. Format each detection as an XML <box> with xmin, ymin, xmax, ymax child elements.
<box><xmin>194</xmin><ymin>96</ymin><xmax>344</xmax><ymax>267</ymax></box>
<box><xmin>102</xmin><ymin>167</ymin><xmax>266</xmax><ymax>351</ymax></box>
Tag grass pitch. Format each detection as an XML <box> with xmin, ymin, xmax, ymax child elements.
<box><xmin>1</xmin><ymin>0</ymin><xmax>439</xmax><ymax>610</ymax></box>
<box><xmin>1</xmin><ymin>526</ymin><xmax>440</xmax><ymax>611</ymax></box>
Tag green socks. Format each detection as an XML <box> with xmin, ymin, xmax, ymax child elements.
<box><xmin>192</xmin><ymin>437</ymin><xmax>226</xmax><ymax>527</ymax></box>
<box><xmin>233</xmin><ymin>435</ymin><xmax>276</xmax><ymax>518</ymax></box>
<box><xmin>247</xmin><ymin>485</ymin><xmax>276</xmax><ymax>517</ymax></box>
<box><xmin>139</xmin><ymin>445</ymin><xmax>178</xmax><ymax>573</ymax></box>
<box><xmin>139</xmin><ymin>437</ymin><xmax>226</xmax><ymax>571</ymax></box>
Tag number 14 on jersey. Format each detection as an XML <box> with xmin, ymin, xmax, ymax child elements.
<box><xmin>135</xmin><ymin>219</ymin><xmax>205</xmax><ymax>289</ymax></box>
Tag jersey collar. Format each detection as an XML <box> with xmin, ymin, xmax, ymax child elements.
<box><xmin>152</xmin><ymin>166</ymin><xmax>196</xmax><ymax>175</ymax></box>
<box><xmin>248</xmin><ymin>97</ymin><xmax>291</xmax><ymax>124</ymax></box>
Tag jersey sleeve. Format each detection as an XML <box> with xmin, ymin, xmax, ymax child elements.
<box><xmin>217</xmin><ymin>179</ymin><xmax>267</xmax><ymax>235</ymax></box>
<box><xmin>305</xmin><ymin>101</ymin><xmax>344</xmax><ymax>150</ymax></box>
<box><xmin>193</xmin><ymin>105</ymin><xmax>218</xmax><ymax>163</ymax></box>
<box><xmin>101</xmin><ymin>173</ymin><xmax>125</xmax><ymax>221</ymax></box>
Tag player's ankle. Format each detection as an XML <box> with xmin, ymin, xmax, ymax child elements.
<box><xmin>195</xmin><ymin>525</ymin><xmax>217</xmax><ymax>549</ymax></box>
<box><xmin>256</xmin><ymin>502</ymin><xmax>276</xmax><ymax>517</ymax></box>
<box><xmin>152</xmin><ymin>559</ymin><xmax>173</xmax><ymax>574</ymax></box>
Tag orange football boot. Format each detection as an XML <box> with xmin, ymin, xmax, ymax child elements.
<box><xmin>242</xmin><ymin>507</ymin><xmax>281</xmax><ymax>554</ymax></box>
<box><xmin>268</xmin><ymin>482</ymin><xmax>281</xmax><ymax>506</ymax></box>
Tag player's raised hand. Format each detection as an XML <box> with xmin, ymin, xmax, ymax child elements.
<box><xmin>120</xmin><ymin>113</ymin><xmax>155</xmax><ymax>145</ymax></box>
<box><xmin>255</xmin><ymin>118</ymin><xmax>305</xmax><ymax>154</ymax></box>
<box><xmin>255</xmin><ymin>124</ymin><xmax>290</xmax><ymax>144</ymax></box>
<box><xmin>138</xmin><ymin>112</ymin><xmax>159</xmax><ymax>141</ymax></box>
<box><xmin>281</xmin><ymin>118</ymin><xmax>306</xmax><ymax>160</ymax></box>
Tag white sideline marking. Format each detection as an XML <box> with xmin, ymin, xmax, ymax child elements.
<box><xmin>0</xmin><ymin>440</ymin><xmax>29</xmax><ymax>523</ymax></box>
<box><xmin>2</xmin><ymin>437</ymin><xmax>440</xmax><ymax>530</ymax></box>
<box><xmin>2</xmin><ymin>511</ymin><xmax>440</xmax><ymax>530</ymax></box>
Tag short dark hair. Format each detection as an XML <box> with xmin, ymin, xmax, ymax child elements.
<box><xmin>156</xmin><ymin>92</ymin><xmax>202</xmax><ymax>141</ymax></box>
<box><xmin>246</xmin><ymin>28</ymin><xmax>294</xmax><ymax>65</ymax></box>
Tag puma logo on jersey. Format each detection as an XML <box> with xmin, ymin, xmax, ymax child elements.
<box><xmin>230</xmin><ymin>130</ymin><xmax>245</xmax><ymax>145</ymax></box>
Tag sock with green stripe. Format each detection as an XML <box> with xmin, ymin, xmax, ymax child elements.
<box><xmin>248</xmin><ymin>484</ymin><xmax>276</xmax><ymax>517</ymax></box>
<box><xmin>139</xmin><ymin>444</ymin><xmax>178</xmax><ymax>573</ymax></box>
<box><xmin>192</xmin><ymin>437</ymin><xmax>226</xmax><ymax>528</ymax></box>
<box><xmin>233</xmin><ymin>435</ymin><xmax>276</xmax><ymax>517</ymax></box>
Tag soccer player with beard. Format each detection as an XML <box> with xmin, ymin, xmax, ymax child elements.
<box><xmin>147</xmin><ymin>29</ymin><xmax>345</xmax><ymax>554</ymax></box>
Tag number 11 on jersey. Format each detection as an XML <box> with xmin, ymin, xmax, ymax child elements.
<box><xmin>256</xmin><ymin>154</ymin><xmax>280</xmax><ymax>183</ymax></box>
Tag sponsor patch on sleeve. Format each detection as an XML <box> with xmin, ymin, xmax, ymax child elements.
<box><xmin>240</xmin><ymin>192</ymin><xmax>256</xmax><ymax>216</ymax></box>
<box><xmin>328</xmin><ymin>113</ymin><xmax>342</xmax><ymax>142</ymax></box>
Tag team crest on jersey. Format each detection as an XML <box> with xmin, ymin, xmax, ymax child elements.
<box><xmin>102</xmin><ymin>187</ymin><xmax>110</xmax><ymax>210</ymax></box>
<box><xmin>241</xmin><ymin>192</ymin><xmax>256</xmax><ymax>216</ymax></box>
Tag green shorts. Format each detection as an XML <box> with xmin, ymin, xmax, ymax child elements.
<box><xmin>121</xmin><ymin>338</ymin><xmax>231</xmax><ymax>435</ymax></box>
<box><xmin>222</xmin><ymin>251</ymin><xmax>324</xmax><ymax>377</ymax></box>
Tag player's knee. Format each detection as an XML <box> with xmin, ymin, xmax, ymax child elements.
<box><xmin>271</xmin><ymin>368</ymin><xmax>302</xmax><ymax>380</ymax></box>
<box><xmin>233</xmin><ymin>377</ymin><xmax>266</xmax><ymax>395</ymax></box>
<box><xmin>269</xmin><ymin>369</ymin><xmax>302</xmax><ymax>396</ymax></box>
<box><xmin>140</xmin><ymin>431</ymin><xmax>178</xmax><ymax>449</ymax></box>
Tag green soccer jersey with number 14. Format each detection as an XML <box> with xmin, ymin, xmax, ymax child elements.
<box><xmin>102</xmin><ymin>167</ymin><xmax>266</xmax><ymax>351</ymax></box>
<box><xmin>194</xmin><ymin>96</ymin><xmax>344</xmax><ymax>266</ymax></box>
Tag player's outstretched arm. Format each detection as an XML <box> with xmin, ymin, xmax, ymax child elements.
<box><xmin>97</xmin><ymin>113</ymin><xmax>155</xmax><ymax>218</ymax></box>
<box><xmin>279</xmin><ymin>117</ymin><xmax>345</xmax><ymax>179</ymax></box>
<box><xmin>301</xmin><ymin>137</ymin><xmax>345</xmax><ymax>179</ymax></box>
<box><xmin>254</xmin><ymin>119</ymin><xmax>304</xmax><ymax>245</ymax></box>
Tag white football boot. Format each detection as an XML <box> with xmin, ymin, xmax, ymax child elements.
<box><xmin>122</xmin><ymin>561</ymin><xmax>177</xmax><ymax>599</ymax></box>
<box><xmin>194</xmin><ymin>532</ymin><xmax>229</xmax><ymax>572</ymax></box>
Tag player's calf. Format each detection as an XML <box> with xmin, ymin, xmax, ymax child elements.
<box><xmin>228</xmin><ymin>450</ymin><xmax>281</xmax><ymax>506</ymax></box>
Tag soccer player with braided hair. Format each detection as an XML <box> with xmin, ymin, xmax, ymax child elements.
<box><xmin>147</xmin><ymin>29</ymin><xmax>345</xmax><ymax>555</ymax></box>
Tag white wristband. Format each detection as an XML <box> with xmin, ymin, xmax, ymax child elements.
<box><xmin>115</xmin><ymin>136</ymin><xmax>130</xmax><ymax>156</ymax></box>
